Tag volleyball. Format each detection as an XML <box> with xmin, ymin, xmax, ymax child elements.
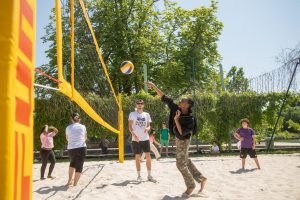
<box><xmin>120</xmin><ymin>61</ymin><xmax>134</xmax><ymax>74</ymax></box>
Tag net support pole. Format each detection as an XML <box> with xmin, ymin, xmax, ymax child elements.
<box><xmin>55</xmin><ymin>0</ymin><xmax>63</xmax><ymax>82</ymax></box>
<box><xmin>118</xmin><ymin>94</ymin><xmax>124</xmax><ymax>163</ymax></box>
<box><xmin>70</xmin><ymin>0</ymin><xmax>75</xmax><ymax>100</ymax></box>
<box><xmin>267</xmin><ymin>58</ymin><xmax>300</xmax><ymax>152</ymax></box>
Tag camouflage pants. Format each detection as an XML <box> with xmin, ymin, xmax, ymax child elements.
<box><xmin>176</xmin><ymin>138</ymin><xmax>204</xmax><ymax>189</ymax></box>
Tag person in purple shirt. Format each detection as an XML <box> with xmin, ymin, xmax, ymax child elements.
<box><xmin>233</xmin><ymin>118</ymin><xmax>261</xmax><ymax>170</ymax></box>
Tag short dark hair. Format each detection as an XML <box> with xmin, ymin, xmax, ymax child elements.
<box><xmin>240</xmin><ymin>118</ymin><xmax>250</xmax><ymax>126</ymax></box>
<box><xmin>180</xmin><ymin>98</ymin><xmax>194</xmax><ymax>108</ymax></box>
<box><xmin>72</xmin><ymin>112</ymin><xmax>80</xmax><ymax>122</ymax></box>
<box><xmin>135</xmin><ymin>99</ymin><xmax>144</xmax><ymax>104</ymax></box>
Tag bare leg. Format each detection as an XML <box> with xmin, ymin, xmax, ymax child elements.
<box><xmin>242</xmin><ymin>158</ymin><xmax>246</xmax><ymax>170</ymax></box>
<box><xmin>166</xmin><ymin>147</ymin><xmax>169</xmax><ymax>157</ymax></box>
<box><xmin>160</xmin><ymin>147</ymin><xmax>163</xmax><ymax>155</ymax></box>
<box><xmin>135</xmin><ymin>154</ymin><xmax>141</xmax><ymax>172</ymax></box>
<box><xmin>66</xmin><ymin>167</ymin><xmax>75</xmax><ymax>186</ymax></box>
<box><xmin>73</xmin><ymin>172</ymin><xmax>81</xmax><ymax>186</ymax></box>
<box><xmin>199</xmin><ymin>177</ymin><xmax>207</xmax><ymax>192</ymax></box>
<box><xmin>145</xmin><ymin>152</ymin><xmax>151</xmax><ymax>171</ymax></box>
<box><xmin>253</xmin><ymin>158</ymin><xmax>261</xmax><ymax>169</ymax></box>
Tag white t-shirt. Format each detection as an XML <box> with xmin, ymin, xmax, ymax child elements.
<box><xmin>128</xmin><ymin>111</ymin><xmax>152</xmax><ymax>141</ymax></box>
<box><xmin>66</xmin><ymin>123</ymin><xmax>87</xmax><ymax>149</ymax></box>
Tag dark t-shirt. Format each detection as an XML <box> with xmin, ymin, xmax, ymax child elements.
<box><xmin>236</xmin><ymin>128</ymin><xmax>255</xmax><ymax>148</ymax></box>
<box><xmin>161</xmin><ymin>95</ymin><xmax>197</xmax><ymax>140</ymax></box>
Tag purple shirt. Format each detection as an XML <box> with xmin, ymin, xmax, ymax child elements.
<box><xmin>236</xmin><ymin>128</ymin><xmax>255</xmax><ymax>148</ymax></box>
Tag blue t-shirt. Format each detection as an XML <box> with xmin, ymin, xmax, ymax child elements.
<box><xmin>236</xmin><ymin>128</ymin><xmax>255</xmax><ymax>148</ymax></box>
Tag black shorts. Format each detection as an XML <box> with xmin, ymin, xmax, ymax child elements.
<box><xmin>132</xmin><ymin>140</ymin><xmax>150</xmax><ymax>155</ymax></box>
<box><xmin>68</xmin><ymin>147</ymin><xmax>87</xmax><ymax>173</ymax></box>
<box><xmin>240</xmin><ymin>148</ymin><xmax>257</xmax><ymax>158</ymax></box>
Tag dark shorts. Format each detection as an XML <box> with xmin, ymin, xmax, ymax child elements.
<box><xmin>68</xmin><ymin>147</ymin><xmax>87</xmax><ymax>173</ymax></box>
<box><xmin>240</xmin><ymin>148</ymin><xmax>257</xmax><ymax>158</ymax></box>
<box><xmin>132</xmin><ymin>140</ymin><xmax>150</xmax><ymax>155</ymax></box>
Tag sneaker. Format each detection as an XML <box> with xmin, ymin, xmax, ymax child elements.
<box><xmin>147</xmin><ymin>176</ymin><xmax>157</xmax><ymax>183</ymax></box>
<box><xmin>137</xmin><ymin>176</ymin><xmax>142</xmax><ymax>182</ymax></box>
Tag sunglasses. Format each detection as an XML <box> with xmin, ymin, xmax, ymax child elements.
<box><xmin>136</xmin><ymin>102</ymin><xmax>144</xmax><ymax>105</ymax></box>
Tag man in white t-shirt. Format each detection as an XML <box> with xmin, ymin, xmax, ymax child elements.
<box><xmin>128</xmin><ymin>99</ymin><xmax>156</xmax><ymax>182</ymax></box>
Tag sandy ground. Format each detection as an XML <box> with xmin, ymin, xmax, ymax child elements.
<box><xmin>33</xmin><ymin>154</ymin><xmax>300</xmax><ymax>200</ymax></box>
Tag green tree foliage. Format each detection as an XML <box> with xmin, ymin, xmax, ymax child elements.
<box><xmin>225</xmin><ymin>66</ymin><xmax>249</xmax><ymax>93</ymax></box>
<box><xmin>41</xmin><ymin>0</ymin><xmax>223</xmax><ymax>96</ymax></box>
<box><xmin>34</xmin><ymin>91</ymin><xmax>300</xmax><ymax>150</ymax></box>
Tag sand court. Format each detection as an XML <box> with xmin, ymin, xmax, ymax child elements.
<box><xmin>33</xmin><ymin>154</ymin><xmax>300</xmax><ymax>200</ymax></box>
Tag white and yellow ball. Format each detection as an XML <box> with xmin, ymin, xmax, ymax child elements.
<box><xmin>120</xmin><ymin>61</ymin><xmax>134</xmax><ymax>75</ymax></box>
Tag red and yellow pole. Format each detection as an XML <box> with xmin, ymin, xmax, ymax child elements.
<box><xmin>0</xmin><ymin>0</ymin><xmax>35</xmax><ymax>199</ymax></box>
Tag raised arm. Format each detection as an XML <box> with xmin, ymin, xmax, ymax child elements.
<box><xmin>147</xmin><ymin>81</ymin><xmax>164</xmax><ymax>97</ymax></box>
<box><xmin>147</xmin><ymin>81</ymin><xmax>177</xmax><ymax>110</ymax></box>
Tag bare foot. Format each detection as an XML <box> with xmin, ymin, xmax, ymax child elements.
<box><xmin>182</xmin><ymin>186</ymin><xmax>195</xmax><ymax>197</ymax></box>
<box><xmin>65</xmin><ymin>180</ymin><xmax>73</xmax><ymax>187</ymax></box>
<box><xmin>199</xmin><ymin>177</ymin><xmax>207</xmax><ymax>193</ymax></box>
<box><xmin>47</xmin><ymin>175</ymin><xmax>56</xmax><ymax>179</ymax></box>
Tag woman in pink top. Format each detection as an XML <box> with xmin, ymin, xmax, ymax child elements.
<box><xmin>40</xmin><ymin>125</ymin><xmax>58</xmax><ymax>180</ymax></box>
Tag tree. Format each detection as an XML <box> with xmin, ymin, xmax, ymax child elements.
<box><xmin>225</xmin><ymin>66</ymin><xmax>249</xmax><ymax>93</ymax></box>
<box><xmin>41</xmin><ymin>0</ymin><xmax>223</xmax><ymax>96</ymax></box>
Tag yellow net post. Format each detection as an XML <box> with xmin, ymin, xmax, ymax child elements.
<box><xmin>70</xmin><ymin>0</ymin><xmax>75</xmax><ymax>100</ymax></box>
<box><xmin>118</xmin><ymin>94</ymin><xmax>124</xmax><ymax>163</ymax></box>
<box><xmin>0</xmin><ymin>0</ymin><xmax>35</xmax><ymax>199</ymax></box>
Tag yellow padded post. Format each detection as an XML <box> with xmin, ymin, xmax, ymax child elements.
<box><xmin>0</xmin><ymin>0</ymin><xmax>35</xmax><ymax>199</ymax></box>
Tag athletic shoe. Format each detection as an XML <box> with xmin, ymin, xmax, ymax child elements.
<box><xmin>137</xmin><ymin>176</ymin><xmax>142</xmax><ymax>182</ymax></box>
<box><xmin>147</xmin><ymin>176</ymin><xmax>157</xmax><ymax>183</ymax></box>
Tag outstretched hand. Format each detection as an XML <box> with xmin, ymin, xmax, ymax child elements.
<box><xmin>147</xmin><ymin>81</ymin><xmax>155</xmax><ymax>88</ymax></box>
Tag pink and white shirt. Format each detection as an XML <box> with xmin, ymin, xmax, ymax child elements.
<box><xmin>149</xmin><ymin>135</ymin><xmax>154</xmax><ymax>143</ymax></box>
<box><xmin>40</xmin><ymin>132</ymin><xmax>56</xmax><ymax>149</ymax></box>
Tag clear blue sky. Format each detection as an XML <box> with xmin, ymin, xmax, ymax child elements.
<box><xmin>36</xmin><ymin>0</ymin><xmax>300</xmax><ymax>78</ymax></box>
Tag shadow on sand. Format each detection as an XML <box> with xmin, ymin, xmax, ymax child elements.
<box><xmin>159</xmin><ymin>159</ymin><xmax>218</xmax><ymax>164</ymax></box>
<box><xmin>111</xmin><ymin>180</ymin><xmax>143</xmax><ymax>187</ymax></box>
<box><xmin>35</xmin><ymin>185</ymin><xmax>68</xmax><ymax>200</ymax></box>
<box><xmin>229</xmin><ymin>168</ymin><xmax>258</xmax><ymax>174</ymax></box>
<box><xmin>35</xmin><ymin>185</ymin><xmax>67</xmax><ymax>195</ymax></box>
<box><xmin>96</xmin><ymin>184</ymin><xmax>108</xmax><ymax>189</ymax></box>
<box><xmin>161</xmin><ymin>195</ymin><xmax>187</xmax><ymax>200</ymax></box>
